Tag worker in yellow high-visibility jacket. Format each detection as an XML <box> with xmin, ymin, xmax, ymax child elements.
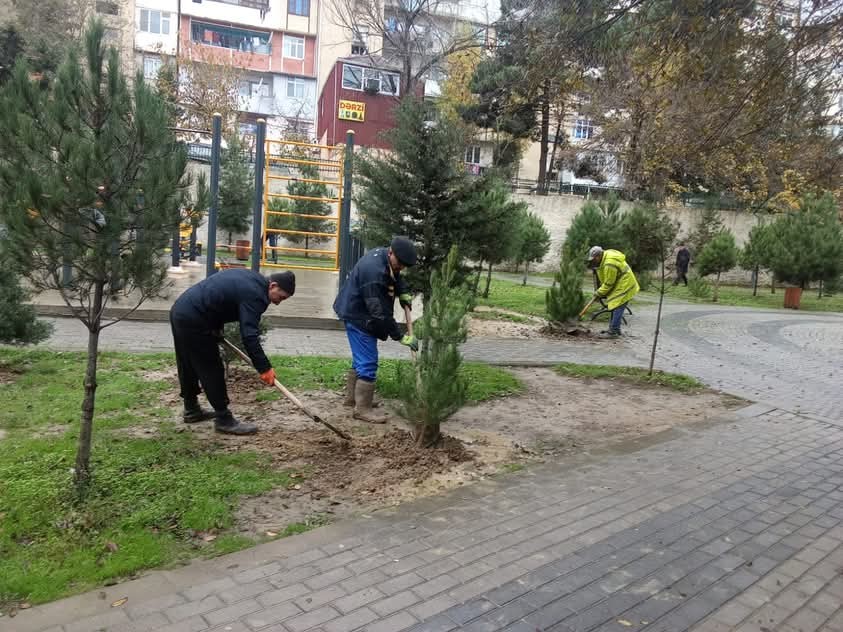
<box><xmin>587</xmin><ymin>246</ymin><xmax>640</xmax><ymax>338</ymax></box>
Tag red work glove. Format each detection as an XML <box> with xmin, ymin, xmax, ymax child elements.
<box><xmin>260</xmin><ymin>368</ymin><xmax>276</xmax><ymax>386</ymax></box>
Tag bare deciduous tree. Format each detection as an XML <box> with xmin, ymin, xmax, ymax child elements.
<box><xmin>330</xmin><ymin>0</ymin><xmax>489</xmax><ymax>95</ymax></box>
<box><xmin>176</xmin><ymin>43</ymin><xmax>245</xmax><ymax>133</ymax></box>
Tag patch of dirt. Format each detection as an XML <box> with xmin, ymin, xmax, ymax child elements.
<box><xmin>153</xmin><ymin>365</ymin><xmax>744</xmax><ymax>538</ymax></box>
<box><xmin>32</xmin><ymin>424</ymin><xmax>70</xmax><ymax>438</ymax></box>
<box><xmin>468</xmin><ymin>315</ymin><xmax>546</xmax><ymax>339</ymax></box>
<box><xmin>142</xmin><ymin>368</ymin><xmax>179</xmax><ymax>382</ymax></box>
<box><xmin>449</xmin><ymin>368</ymin><xmax>746</xmax><ymax>458</ymax></box>
<box><xmin>468</xmin><ymin>308</ymin><xmax>613</xmax><ymax>342</ymax></box>
<box><xmin>0</xmin><ymin>366</ymin><xmax>23</xmax><ymax>385</ymax></box>
<box><xmin>0</xmin><ymin>429</ymin><xmax>6</xmax><ymax>441</ymax></box>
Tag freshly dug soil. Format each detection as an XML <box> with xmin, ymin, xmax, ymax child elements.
<box><xmin>468</xmin><ymin>310</ymin><xmax>611</xmax><ymax>341</ymax></box>
<box><xmin>149</xmin><ymin>365</ymin><xmax>744</xmax><ymax>537</ymax></box>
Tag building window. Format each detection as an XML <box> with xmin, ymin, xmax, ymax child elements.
<box><xmin>351</xmin><ymin>25</ymin><xmax>368</xmax><ymax>55</ymax></box>
<box><xmin>341</xmin><ymin>64</ymin><xmax>399</xmax><ymax>96</ymax></box>
<box><xmin>465</xmin><ymin>146</ymin><xmax>481</xmax><ymax>165</ymax></box>
<box><xmin>283</xmin><ymin>35</ymin><xmax>305</xmax><ymax>59</ymax></box>
<box><xmin>143</xmin><ymin>56</ymin><xmax>162</xmax><ymax>81</ymax></box>
<box><xmin>288</xmin><ymin>0</ymin><xmax>309</xmax><ymax>16</ymax></box>
<box><xmin>342</xmin><ymin>65</ymin><xmax>362</xmax><ymax>89</ymax></box>
<box><xmin>286</xmin><ymin>76</ymin><xmax>305</xmax><ymax>98</ymax></box>
<box><xmin>385</xmin><ymin>16</ymin><xmax>399</xmax><ymax>32</ymax></box>
<box><xmin>96</xmin><ymin>1</ymin><xmax>119</xmax><ymax>15</ymax></box>
<box><xmin>573</xmin><ymin>118</ymin><xmax>594</xmax><ymax>140</ymax></box>
<box><xmin>139</xmin><ymin>9</ymin><xmax>171</xmax><ymax>35</ymax></box>
<box><xmin>192</xmin><ymin>22</ymin><xmax>271</xmax><ymax>54</ymax></box>
<box><xmin>239</xmin><ymin>78</ymin><xmax>272</xmax><ymax>98</ymax></box>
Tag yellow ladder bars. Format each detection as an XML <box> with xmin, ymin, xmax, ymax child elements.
<box><xmin>261</xmin><ymin>138</ymin><xmax>344</xmax><ymax>271</ymax></box>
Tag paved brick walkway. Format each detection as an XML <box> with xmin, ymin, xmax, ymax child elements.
<box><xmin>10</xmin><ymin>404</ymin><xmax>843</xmax><ymax>632</ymax></box>
<box><xmin>10</xmin><ymin>302</ymin><xmax>843</xmax><ymax>632</ymax></box>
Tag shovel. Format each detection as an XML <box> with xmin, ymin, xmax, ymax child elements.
<box><xmin>221</xmin><ymin>338</ymin><xmax>352</xmax><ymax>441</ymax></box>
<box><xmin>578</xmin><ymin>296</ymin><xmax>597</xmax><ymax>321</ymax></box>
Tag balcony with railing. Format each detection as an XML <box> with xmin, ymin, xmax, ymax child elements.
<box><xmin>187</xmin><ymin>20</ymin><xmax>274</xmax><ymax>71</ymax></box>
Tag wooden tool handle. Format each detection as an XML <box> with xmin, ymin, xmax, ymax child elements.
<box><xmin>578</xmin><ymin>296</ymin><xmax>596</xmax><ymax>320</ymax></box>
<box><xmin>221</xmin><ymin>338</ymin><xmax>351</xmax><ymax>441</ymax></box>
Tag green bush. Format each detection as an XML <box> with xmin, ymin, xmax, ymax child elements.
<box><xmin>687</xmin><ymin>275</ymin><xmax>712</xmax><ymax>299</ymax></box>
<box><xmin>546</xmin><ymin>258</ymin><xmax>587</xmax><ymax>325</ymax></box>
<box><xmin>636</xmin><ymin>271</ymin><xmax>654</xmax><ymax>292</ymax></box>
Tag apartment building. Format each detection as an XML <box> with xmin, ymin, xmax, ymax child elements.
<box><xmin>315</xmin><ymin>0</ymin><xmax>496</xmax><ymax>152</ymax></box>
<box><xmin>133</xmin><ymin>0</ymin><xmax>319</xmax><ymax>138</ymax></box>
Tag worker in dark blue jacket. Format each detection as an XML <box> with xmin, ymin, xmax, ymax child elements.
<box><xmin>333</xmin><ymin>236</ymin><xmax>418</xmax><ymax>423</ymax></box>
<box><xmin>170</xmin><ymin>268</ymin><xmax>296</xmax><ymax>435</ymax></box>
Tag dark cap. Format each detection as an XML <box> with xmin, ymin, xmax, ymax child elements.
<box><xmin>268</xmin><ymin>271</ymin><xmax>296</xmax><ymax>296</ymax></box>
<box><xmin>390</xmin><ymin>236</ymin><xmax>417</xmax><ymax>266</ymax></box>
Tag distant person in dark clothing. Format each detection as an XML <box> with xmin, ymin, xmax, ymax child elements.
<box><xmin>170</xmin><ymin>268</ymin><xmax>295</xmax><ymax>435</ymax></box>
<box><xmin>266</xmin><ymin>232</ymin><xmax>279</xmax><ymax>263</ymax></box>
<box><xmin>675</xmin><ymin>243</ymin><xmax>691</xmax><ymax>286</ymax></box>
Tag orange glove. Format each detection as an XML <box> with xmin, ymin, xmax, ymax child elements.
<box><xmin>260</xmin><ymin>368</ymin><xmax>276</xmax><ymax>386</ymax></box>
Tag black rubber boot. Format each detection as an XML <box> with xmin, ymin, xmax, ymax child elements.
<box><xmin>214</xmin><ymin>410</ymin><xmax>258</xmax><ymax>435</ymax></box>
<box><xmin>183</xmin><ymin>397</ymin><xmax>216</xmax><ymax>424</ymax></box>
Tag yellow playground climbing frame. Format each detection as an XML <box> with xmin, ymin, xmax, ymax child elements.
<box><xmin>262</xmin><ymin>138</ymin><xmax>344</xmax><ymax>272</ymax></box>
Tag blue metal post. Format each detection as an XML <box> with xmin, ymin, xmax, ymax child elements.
<box><xmin>338</xmin><ymin>130</ymin><xmax>355</xmax><ymax>287</ymax></box>
<box><xmin>250</xmin><ymin>119</ymin><xmax>267</xmax><ymax>272</ymax></box>
<box><xmin>206</xmin><ymin>113</ymin><xmax>222</xmax><ymax>277</ymax></box>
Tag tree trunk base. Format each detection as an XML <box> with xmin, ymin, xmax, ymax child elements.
<box><xmin>413</xmin><ymin>423</ymin><xmax>441</xmax><ymax>448</ymax></box>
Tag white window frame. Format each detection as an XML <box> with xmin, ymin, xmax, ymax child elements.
<box><xmin>286</xmin><ymin>76</ymin><xmax>306</xmax><ymax>99</ymax></box>
<box><xmin>342</xmin><ymin>64</ymin><xmax>399</xmax><ymax>96</ymax></box>
<box><xmin>465</xmin><ymin>146</ymin><xmax>481</xmax><ymax>165</ymax></box>
<box><xmin>240</xmin><ymin>78</ymin><xmax>271</xmax><ymax>99</ymax></box>
<box><xmin>139</xmin><ymin>8</ymin><xmax>171</xmax><ymax>35</ymax></box>
<box><xmin>143</xmin><ymin>56</ymin><xmax>162</xmax><ymax>81</ymax></box>
<box><xmin>573</xmin><ymin>118</ymin><xmax>594</xmax><ymax>140</ymax></box>
<box><xmin>283</xmin><ymin>35</ymin><xmax>305</xmax><ymax>60</ymax></box>
<box><xmin>342</xmin><ymin>65</ymin><xmax>362</xmax><ymax>90</ymax></box>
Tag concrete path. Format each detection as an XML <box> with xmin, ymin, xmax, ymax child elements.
<box><xmin>9</xmin><ymin>301</ymin><xmax>843</xmax><ymax>632</ymax></box>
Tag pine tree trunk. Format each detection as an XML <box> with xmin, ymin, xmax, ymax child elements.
<box><xmin>818</xmin><ymin>280</ymin><xmax>823</xmax><ymax>299</ymax></box>
<box><xmin>305</xmin><ymin>234</ymin><xmax>309</xmax><ymax>258</ymax></box>
<box><xmin>74</xmin><ymin>281</ymin><xmax>104</xmax><ymax>495</ymax></box>
<box><xmin>714</xmin><ymin>272</ymin><xmax>721</xmax><ymax>302</ymax></box>
<box><xmin>649</xmin><ymin>259</ymin><xmax>666</xmax><ymax>376</ymax></box>
<box><xmin>189</xmin><ymin>225</ymin><xmax>198</xmax><ymax>262</ymax></box>
<box><xmin>752</xmin><ymin>265</ymin><xmax>759</xmax><ymax>296</ymax></box>
<box><xmin>771</xmin><ymin>277</ymin><xmax>775</xmax><ymax>294</ymax></box>
<box><xmin>228</xmin><ymin>232</ymin><xmax>233</xmax><ymax>249</ymax></box>
<box><xmin>414</xmin><ymin>422</ymin><xmax>440</xmax><ymax>447</ymax></box>
<box><xmin>472</xmin><ymin>261</ymin><xmax>483</xmax><ymax>294</ymax></box>
<box><xmin>483</xmin><ymin>261</ymin><xmax>493</xmax><ymax>298</ymax></box>
<box><xmin>522</xmin><ymin>262</ymin><xmax>529</xmax><ymax>286</ymax></box>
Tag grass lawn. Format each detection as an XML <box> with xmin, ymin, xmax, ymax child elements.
<box><xmin>0</xmin><ymin>349</ymin><xmax>519</xmax><ymax>608</ymax></box>
<box><xmin>554</xmin><ymin>363</ymin><xmax>706</xmax><ymax>392</ymax></box>
<box><xmin>476</xmin><ymin>280</ymin><xmax>549</xmax><ymax>317</ymax></box>
<box><xmin>476</xmin><ymin>279</ymin><xmax>601</xmax><ymax>318</ymax></box>
<box><xmin>470</xmin><ymin>309</ymin><xmax>533</xmax><ymax>324</ymax></box>
<box><xmin>483</xmin><ymin>278</ymin><xmax>843</xmax><ymax>316</ymax></box>
<box><xmin>644</xmin><ymin>283</ymin><xmax>843</xmax><ymax>313</ymax></box>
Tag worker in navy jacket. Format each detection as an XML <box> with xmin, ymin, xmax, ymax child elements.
<box><xmin>170</xmin><ymin>268</ymin><xmax>295</xmax><ymax>435</ymax></box>
<box><xmin>333</xmin><ymin>237</ymin><xmax>418</xmax><ymax>423</ymax></box>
